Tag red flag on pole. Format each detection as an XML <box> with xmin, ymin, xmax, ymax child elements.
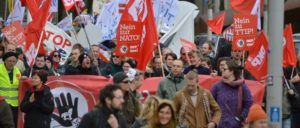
<box><xmin>283</xmin><ymin>24</ymin><xmax>297</xmax><ymax>68</ymax></box>
<box><xmin>245</xmin><ymin>32</ymin><xmax>268</xmax><ymax>81</ymax></box>
<box><xmin>116</xmin><ymin>0</ymin><xmax>158</xmax><ymax>71</ymax></box>
<box><xmin>22</xmin><ymin>0</ymin><xmax>51</xmax><ymax>66</ymax></box>
<box><xmin>62</xmin><ymin>0</ymin><xmax>85</xmax><ymax>13</ymax></box>
<box><xmin>207</xmin><ymin>12</ymin><xmax>225</xmax><ymax>35</ymax></box>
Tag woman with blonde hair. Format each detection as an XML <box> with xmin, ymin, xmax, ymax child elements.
<box><xmin>132</xmin><ymin>95</ymin><xmax>161</xmax><ymax>128</ymax></box>
<box><xmin>145</xmin><ymin>100</ymin><xmax>177</xmax><ymax>128</ymax></box>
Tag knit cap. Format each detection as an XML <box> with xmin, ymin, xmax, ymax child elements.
<box><xmin>247</xmin><ymin>104</ymin><xmax>268</xmax><ymax>123</ymax></box>
<box><xmin>113</xmin><ymin>72</ymin><xmax>128</xmax><ymax>84</ymax></box>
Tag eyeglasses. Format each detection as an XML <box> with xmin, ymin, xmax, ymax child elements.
<box><xmin>122</xmin><ymin>80</ymin><xmax>132</xmax><ymax>84</ymax></box>
<box><xmin>112</xmin><ymin>55</ymin><xmax>120</xmax><ymax>58</ymax></box>
<box><xmin>53</xmin><ymin>55</ymin><xmax>60</xmax><ymax>57</ymax></box>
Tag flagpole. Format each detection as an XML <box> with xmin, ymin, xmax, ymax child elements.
<box><xmin>157</xmin><ymin>43</ymin><xmax>165</xmax><ymax>77</ymax></box>
<box><xmin>29</xmin><ymin>30</ymin><xmax>45</xmax><ymax>77</ymax></box>
<box><xmin>65</xmin><ymin>10</ymin><xmax>79</xmax><ymax>42</ymax></box>
<box><xmin>242</xmin><ymin>50</ymin><xmax>245</xmax><ymax>78</ymax></box>
<box><xmin>214</xmin><ymin>35</ymin><xmax>220</xmax><ymax>58</ymax></box>
<box><xmin>290</xmin><ymin>67</ymin><xmax>295</xmax><ymax>79</ymax></box>
<box><xmin>72</xmin><ymin>0</ymin><xmax>101</xmax><ymax>76</ymax></box>
<box><xmin>4</xmin><ymin>0</ymin><xmax>8</xmax><ymax>21</ymax></box>
<box><xmin>10</xmin><ymin>0</ymin><xmax>15</xmax><ymax>24</ymax></box>
<box><xmin>207</xmin><ymin>0</ymin><xmax>213</xmax><ymax>41</ymax></box>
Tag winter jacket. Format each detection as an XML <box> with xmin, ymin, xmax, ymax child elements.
<box><xmin>101</xmin><ymin>62</ymin><xmax>123</xmax><ymax>76</ymax></box>
<box><xmin>183</xmin><ymin>65</ymin><xmax>210</xmax><ymax>75</ymax></box>
<box><xmin>78</xmin><ymin>106</ymin><xmax>127</xmax><ymax>128</ymax></box>
<box><xmin>0</xmin><ymin>97</ymin><xmax>15</xmax><ymax>128</ymax></box>
<box><xmin>20</xmin><ymin>85</ymin><xmax>54</xmax><ymax>128</ymax></box>
<box><xmin>173</xmin><ymin>86</ymin><xmax>221</xmax><ymax>128</ymax></box>
<box><xmin>156</xmin><ymin>73</ymin><xmax>186</xmax><ymax>100</ymax></box>
<box><xmin>78</xmin><ymin>66</ymin><xmax>99</xmax><ymax>75</ymax></box>
<box><xmin>23</xmin><ymin>65</ymin><xmax>54</xmax><ymax>77</ymax></box>
<box><xmin>211</xmin><ymin>80</ymin><xmax>253</xmax><ymax>128</ymax></box>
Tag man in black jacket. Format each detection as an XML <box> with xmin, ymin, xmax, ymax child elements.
<box><xmin>78</xmin><ymin>84</ymin><xmax>127</xmax><ymax>128</ymax></box>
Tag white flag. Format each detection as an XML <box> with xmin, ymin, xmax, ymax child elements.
<box><xmin>50</xmin><ymin>0</ymin><xmax>58</xmax><ymax>12</ymax></box>
<box><xmin>161</xmin><ymin>0</ymin><xmax>179</xmax><ymax>27</ymax></box>
<box><xmin>96</xmin><ymin>0</ymin><xmax>120</xmax><ymax>40</ymax></box>
<box><xmin>6</xmin><ymin>0</ymin><xmax>25</xmax><ymax>25</ymax></box>
<box><xmin>251</xmin><ymin>0</ymin><xmax>261</xmax><ymax>30</ymax></box>
<box><xmin>57</xmin><ymin>14</ymin><xmax>73</xmax><ymax>31</ymax></box>
<box><xmin>160</xmin><ymin>1</ymin><xmax>198</xmax><ymax>56</ymax></box>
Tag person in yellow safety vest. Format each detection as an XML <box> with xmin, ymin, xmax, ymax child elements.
<box><xmin>0</xmin><ymin>52</ymin><xmax>21</xmax><ymax>127</ymax></box>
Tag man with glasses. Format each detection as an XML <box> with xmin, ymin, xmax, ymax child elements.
<box><xmin>156</xmin><ymin>59</ymin><xmax>186</xmax><ymax>100</ymax></box>
<box><xmin>78</xmin><ymin>84</ymin><xmax>127</xmax><ymax>128</ymax></box>
<box><xmin>101</xmin><ymin>51</ymin><xmax>123</xmax><ymax>77</ymax></box>
<box><xmin>113</xmin><ymin>72</ymin><xmax>141</xmax><ymax>127</ymax></box>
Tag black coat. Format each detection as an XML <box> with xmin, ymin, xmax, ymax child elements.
<box><xmin>78</xmin><ymin>106</ymin><xmax>127</xmax><ymax>128</ymax></box>
<box><xmin>20</xmin><ymin>85</ymin><xmax>54</xmax><ymax>128</ymax></box>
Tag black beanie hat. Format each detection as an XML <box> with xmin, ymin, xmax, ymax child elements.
<box><xmin>113</xmin><ymin>72</ymin><xmax>128</xmax><ymax>84</ymax></box>
<box><xmin>78</xmin><ymin>53</ymin><xmax>89</xmax><ymax>64</ymax></box>
<box><xmin>124</xmin><ymin>59</ymin><xmax>137</xmax><ymax>68</ymax></box>
<box><xmin>2</xmin><ymin>52</ymin><xmax>18</xmax><ymax>61</ymax></box>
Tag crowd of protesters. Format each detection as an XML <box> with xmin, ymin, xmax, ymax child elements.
<box><xmin>0</xmin><ymin>31</ymin><xmax>300</xmax><ymax>128</ymax></box>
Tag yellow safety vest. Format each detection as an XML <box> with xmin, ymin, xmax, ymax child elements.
<box><xmin>0</xmin><ymin>64</ymin><xmax>21</xmax><ymax>107</ymax></box>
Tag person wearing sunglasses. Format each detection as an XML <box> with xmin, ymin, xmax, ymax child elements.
<box><xmin>101</xmin><ymin>51</ymin><xmax>124</xmax><ymax>77</ymax></box>
<box><xmin>113</xmin><ymin>72</ymin><xmax>141</xmax><ymax>127</ymax></box>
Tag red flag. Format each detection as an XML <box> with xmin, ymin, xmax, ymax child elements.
<box><xmin>207</xmin><ymin>12</ymin><xmax>225</xmax><ymax>35</ymax></box>
<box><xmin>22</xmin><ymin>0</ymin><xmax>51</xmax><ymax>66</ymax></box>
<box><xmin>180</xmin><ymin>38</ymin><xmax>197</xmax><ymax>52</ymax></box>
<box><xmin>230</xmin><ymin>0</ymin><xmax>256</xmax><ymax>13</ymax></box>
<box><xmin>62</xmin><ymin>0</ymin><xmax>85</xmax><ymax>13</ymax></box>
<box><xmin>116</xmin><ymin>0</ymin><xmax>158</xmax><ymax>71</ymax></box>
<box><xmin>245</xmin><ymin>32</ymin><xmax>268</xmax><ymax>81</ymax></box>
<box><xmin>283</xmin><ymin>24</ymin><xmax>297</xmax><ymax>68</ymax></box>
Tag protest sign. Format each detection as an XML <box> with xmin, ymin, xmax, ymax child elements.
<box><xmin>1</xmin><ymin>21</ymin><xmax>25</xmax><ymax>46</ymax></box>
<box><xmin>43</xmin><ymin>22</ymin><xmax>74</xmax><ymax>65</ymax></box>
<box><xmin>232</xmin><ymin>14</ymin><xmax>257</xmax><ymax>50</ymax></box>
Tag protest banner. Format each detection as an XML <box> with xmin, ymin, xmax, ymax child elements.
<box><xmin>1</xmin><ymin>21</ymin><xmax>25</xmax><ymax>46</ymax></box>
<box><xmin>43</xmin><ymin>22</ymin><xmax>75</xmax><ymax>65</ymax></box>
<box><xmin>18</xmin><ymin>75</ymin><xmax>265</xmax><ymax>127</ymax></box>
<box><xmin>232</xmin><ymin>14</ymin><xmax>257</xmax><ymax>50</ymax></box>
<box><xmin>116</xmin><ymin>21</ymin><xmax>143</xmax><ymax>58</ymax></box>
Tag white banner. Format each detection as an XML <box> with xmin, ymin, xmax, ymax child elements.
<box><xmin>43</xmin><ymin>22</ymin><xmax>75</xmax><ymax>65</ymax></box>
<box><xmin>96</xmin><ymin>0</ymin><xmax>120</xmax><ymax>40</ymax></box>
<box><xmin>6</xmin><ymin>0</ymin><xmax>25</xmax><ymax>25</ymax></box>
